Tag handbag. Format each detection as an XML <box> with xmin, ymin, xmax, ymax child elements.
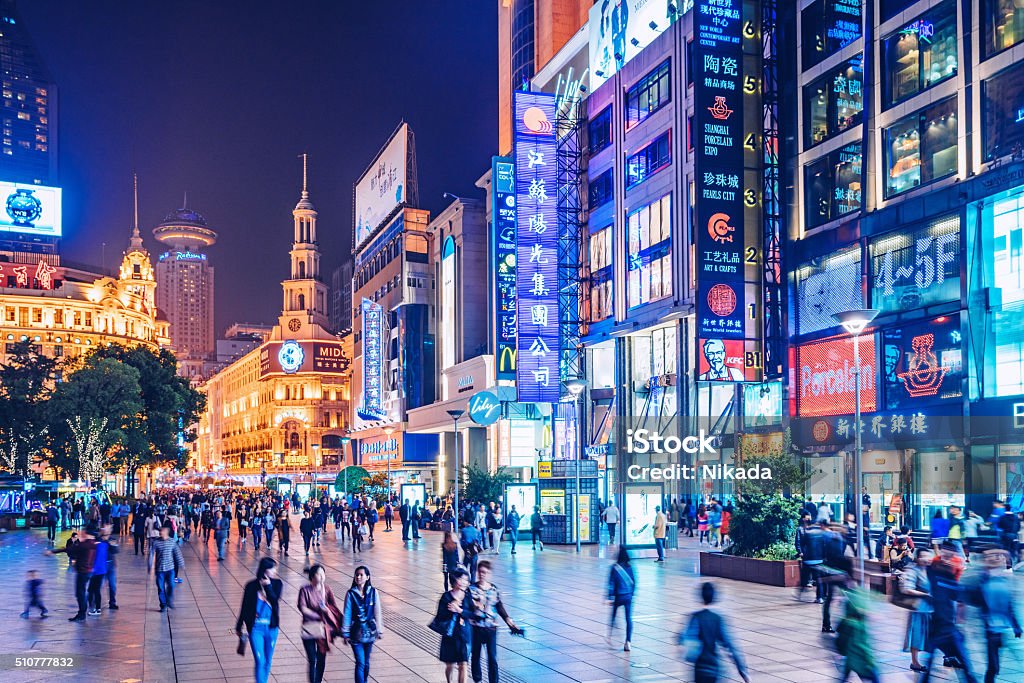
<box><xmin>428</xmin><ymin>613</ymin><xmax>457</xmax><ymax>637</ymax></box>
<box><xmin>236</xmin><ymin>633</ymin><xmax>248</xmax><ymax>656</ymax></box>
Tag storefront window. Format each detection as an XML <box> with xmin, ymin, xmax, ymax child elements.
<box><xmin>885</xmin><ymin>97</ymin><xmax>957</xmax><ymax>198</ymax></box>
<box><xmin>625</xmin><ymin>60</ymin><xmax>670</xmax><ymax>130</ymax></box>
<box><xmin>626</xmin><ymin>130</ymin><xmax>671</xmax><ymax>189</ymax></box>
<box><xmin>916</xmin><ymin>450</ymin><xmax>966</xmax><ymax>528</ymax></box>
<box><xmin>627</xmin><ymin>326</ymin><xmax>678</xmax><ymax>425</ymax></box>
<box><xmin>627</xmin><ymin>193</ymin><xmax>672</xmax><ymax>308</ymax></box>
<box><xmin>982</xmin><ymin>0</ymin><xmax>1024</xmax><ymax>58</ymax></box>
<box><xmin>979</xmin><ymin>190</ymin><xmax>1024</xmax><ymax>396</ymax></box>
<box><xmin>588</xmin><ymin>106</ymin><xmax>612</xmax><ymax>156</ymax></box>
<box><xmin>804</xmin><ymin>143</ymin><xmax>862</xmax><ymax>229</ymax></box>
<box><xmin>588</xmin><ymin>226</ymin><xmax>613</xmax><ymax>322</ymax></box>
<box><xmin>801</xmin><ymin>0</ymin><xmax>862</xmax><ymax>70</ymax></box>
<box><xmin>983</xmin><ymin>60</ymin><xmax>1024</xmax><ymax>161</ymax></box>
<box><xmin>882</xmin><ymin>1</ymin><xmax>958</xmax><ymax>108</ymax></box>
<box><xmin>803</xmin><ymin>55</ymin><xmax>863</xmax><ymax>148</ymax></box>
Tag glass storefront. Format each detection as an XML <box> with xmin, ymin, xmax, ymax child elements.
<box><xmin>803</xmin><ymin>56</ymin><xmax>863</xmax><ymax>148</ymax></box>
<box><xmin>803</xmin><ymin>143</ymin><xmax>862</xmax><ymax>229</ymax></box>
<box><xmin>862</xmin><ymin>450</ymin><xmax>902</xmax><ymax>530</ymax></box>
<box><xmin>982</xmin><ymin>0</ymin><xmax>1024</xmax><ymax>58</ymax></box>
<box><xmin>885</xmin><ymin>97</ymin><xmax>958</xmax><ymax>198</ymax></box>
<box><xmin>983</xmin><ymin>60</ymin><xmax>1024</xmax><ymax>161</ymax></box>
<box><xmin>801</xmin><ymin>0</ymin><xmax>861</xmax><ymax>70</ymax></box>
<box><xmin>626</xmin><ymin>324</ymin><xmax>678</xmax><ymax>425</ymax></box>
<box><xmin>916</xmin><ymin>449</ymin><xmax>966</xmax><ymax>527</ymax></box>
<box><xmin>882</xmin><ymin>1</ymin><xmax>958</xmax><ymax>108</ymax></box>
<box><xmin>807</xmin><ymin>455</ymin><xmax>845</xmax><ymax>521</ymax></box>
<box><xmin>627</xmin><ymin>193</ymin><xmax>672</xmax><ymax>308</ymax></box>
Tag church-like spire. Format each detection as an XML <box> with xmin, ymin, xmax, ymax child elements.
<box><xmin>295</xmin><ymin>152</ymin><xmax>315</xmax><ymax>212</ymax></box>
<box><xmin>128</xmin><ymin>172</ymin><xmax>144</xmax><ymax>250</ymax></box>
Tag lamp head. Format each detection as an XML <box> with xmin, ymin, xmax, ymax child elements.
<box><xmin>381</xmin><ymin>425</ymin><xmax>395</xmax><ymax>437</ymax></box>
<box><xmin>447</xmin><ymin>409</ymin><xmax>465</xmax><ymax>420</ymax></box>
<box><xmin>832</xmin><ymin>309</ymin><xmax>879</xmax><ymax>337</ymax></box>
<box><xmin>564</xmin><ymin>378</ymin><xmax>588</xmax><ymax>397</ymax></box>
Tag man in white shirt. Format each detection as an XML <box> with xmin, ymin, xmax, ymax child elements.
<box><xmin>603</xmin><ymin>501</ymin><xmax>620</xmax><ymax>544</ymax></box>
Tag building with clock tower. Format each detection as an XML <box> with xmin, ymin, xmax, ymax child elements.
<box><xmin>194</xmin><ymin>157</ymin><xmax>351</xmax><ymax>484</ymax></box>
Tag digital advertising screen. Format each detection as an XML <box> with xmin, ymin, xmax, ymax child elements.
<box><xmin>623</xmin><ymin>483</ymin><xmax>662</xmax><ymax>547</ymax></box>
<box><xmin>400</xmin><ymin>483</ymin><xmax>426</xmax><ymax>508</ymax></box>
<box><xmin>743</xmin><ymin>381</ymin><xmax>784</xmax><ymax>427</ymax></box>
<box><xmin>795</xmin><ymin>246</ymin><xmax>863</xmax><ymax>335</ymax></box>
<box><xmin>795</xmin><ymin>334</ymin><xmax>877</xmax><ymax>417</ymax></box>
<box><xmin>882</xmin><ymin>315</ymin><xmax>963</xmax><ymax>409</ymax></box>
<box><xmin>0</xmin><ymin>181</ymin><xmax>62</xmax><ymax>238</ymax></box>
<box><xmin>295</xmin><ymin>483</ymin><xmax>312</xmax><ymax>501</ymax></box>
<box><xmin>871</xmin><ymin>215</ymin><xmax>959</xmax><ymax>314</ymax></box>
<box><xmin>588</xmin><ymin>0</ymin><xmax>684</xmax><ymax>89</ymax></box>
<box><xmin>504</xmin><ymin>483</ymin><xmax>538</xmax><ymax>530</ymax></box>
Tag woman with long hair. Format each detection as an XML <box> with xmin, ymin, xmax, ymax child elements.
<box><xmin>341</xmin><ymin>566</ymin><xmax>384</xmax><ymax>683</ymax></box>
<box><xmin>442</xmin><ymin>532</ymin><xmax>461</xmax><ymax>590</ymax></box>
<box><xmin>298</xmin><ymin>564</ymin><xmax>341</xmax><ymax>683</ymax></box>
<box><xmin>433</xmin><ymin>567</ymin><xmax>473</xmax><ymax>683</ymax></box>
<box><xmin>607</xmin><ymin>546</ymin><xmax>636</xmax><ymax>651</ymax></box>
<box><xmin>236</xmin><ymin>557</ymin><xmax>282</xmax><ymax>683</ymax></box>
<box><xmin>237</xmin><ymin>503</ymin><xmax>249</xmax><ymax>549</ymax></box>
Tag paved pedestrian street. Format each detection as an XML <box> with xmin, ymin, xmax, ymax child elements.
<box><xmin>2</xmin><ymin>525</ymin><xmax>1022</xmax><ymax>683</ymax></box>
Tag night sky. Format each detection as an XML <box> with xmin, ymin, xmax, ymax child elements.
<box><xmin>20</xmin><ymin>0</ymin><xmax>497</xmax><ymax>333</ymax></box>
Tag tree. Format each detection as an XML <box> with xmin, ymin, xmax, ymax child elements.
<box><xmin>359</xmin><ymin>472</ymin><xmax>390</xmax><ymax>497</ymax></box>
<box><xmin>67</xmin><ymin>416</ymin><xmax>110</xmax><ymax>484</ymax></box>
<box><xmin>0</xmin><ymin>341</ymin><xmax>57</xmax><ymax>475</ymax></box>
<box><xmin>334</xmin><ymin>466</ymin><xmax>369</xmax><ymax>494</ymax></box>
<box><xmin>462</xmin><ymin>464</ymin><xmax>516</xmax><ymax>504</ymax></box>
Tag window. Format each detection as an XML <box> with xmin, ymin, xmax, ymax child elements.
<box><xmin>884</xmin><ymin>97</ymin><xmax>957</xmax><ymax>198</ymax></box>
<box><xmin>626</xmin><ymin>131</ymin><xmax>671</xmax><ymax>189</ymax></box>
<box><xmin>627</xmin><ymin>194</ymin><xmax>672</xmax><ymax>308</ymax></box>
<box><xmin>588</xmin><ymin>226</ymin><xmax>613</xmax><ymax>322</ymax></box>
<box><xmin>803</xmin><ymin>55</ymin><xmax>864</xmax><ymax>148</ymax></box>
<box><xmin>804</xmin><ymin>143</ymin><xmax>862</xmax><ymax>229</ymax></box>
<box><xmin>982</xmin><ymin>0</ymin><xmax>1024</xmax><ymax>58</ymax></box>
<box><xmin>882</xmin><ymin>2</ymin><xmax>957</xmax><ymax>108</ymax></box>
<box><xmin>588</xmin><ymin>107</ymin><xmax>612</xmax><ymax>155</ymax></box>
<box><xmin>588</xmin><ymin>169</ymin><xmax>614</xmax><ymax>210</ymax></box>
<box><xmin>983</xmin><ymin>60</ymin><xmax>1024</xmax><ymax>160</ymax></box>
<box><xmin>801</xmin><ymin>0</ymin><xmax>862</xmax><ymax>70</ymax></box>
<box><xmin>625</xmin><ymin>60</ymin><xmax>670</xmax><ymax>130</ymax></box>
<box><xmin>978</xmin><ymin>190</ymin><xmax>1024</xmax><ymax>395</ymax></box>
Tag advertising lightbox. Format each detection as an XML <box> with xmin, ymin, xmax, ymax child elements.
<box><xmin>355</xmin><ymin>124</ymin><xmax>409</xmax><ymax>251</ymax></box>
<box><xmin>588</xmin><ymin>0</ymin><xmax>684</xmax><ymax>89</ymax></box>
<box><xmin>795</xmin><ymin>246</ymin><xmax>863</xmax><ymax>335</ymax></box>
<box><xmin>359</xmin><ymin>298</ymin><xmax>386</xmax><ymax>421</ymax></box>
<box><xmin>743</xmin><ymin>381</ymin><xmax>783</xmax><ymax>427</ymax></box>
<box><xmin>258</xmin><ymin>340</ymin><xmax>349</xmax><ymax>377</ymax></box>
<box><xmin>795</xmin><ymin>334</ymin><xmax>877</xmax><ymax>417</ymax></box>
<box><xmin>882</xmin><ymin>315</ymin><xmax>963</xmax><ymax>409</ymax></box>
<box><xmin>504</xmin><ymin>484</ymin><xmax>538</xmax><ymax>531</ymax></box>
<box><xmin>623</xmin><ymin>482</ymin><xmax>662</xmax><ymax>548</ymax></box>
<box><xmin>0</xmin><ymin>182</ymin><xmax>62</xmax><ymax>238</ymax></box>
<box><xmin>400</xmin><ymin>483</ymin><xmax>427</xmax><ymax>508</ymax></box>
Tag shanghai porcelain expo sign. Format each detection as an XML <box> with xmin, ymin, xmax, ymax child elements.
<box><xmin>468</xmin><ymin>391</ymin><xmax>501</xmax><ymax>426</ymax></box>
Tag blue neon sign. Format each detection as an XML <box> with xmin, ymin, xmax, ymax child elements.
<box><xmin>359</xmin><ymin>298</ymin><xmax>386</xmax><ymax>421</ymax></box>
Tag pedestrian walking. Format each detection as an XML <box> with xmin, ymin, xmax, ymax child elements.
<box><xmin>214</xmin><ymin>510</ymin><xmax>230</xmax><ymax>560</ymax></box>
<box><xmin>20</xmin><ymin>570</ymin><xmax>47</xmax><ymax>619</ymax></box>
<box><xmin>367</xmin><ymin>505</ymin><xmax>378</xmax><ymax>542</ymax></box>
<box><xmin>300</xmin><ymin>509</ymin><xmax>316</xmax><ymax>555</ymax></box>
<box><xmin>505</xmin><ymin>506</ymin><xmax>520</xmax><ymax>555</ymax></box>
<box><xmin>918</xmin><ymin>540</ymin><xmax>977</xmax><ymax>682</ymax></box>
<box><xmin>442</xmin><ymin>532</ymin><xmax>462</xmax><ymax>590</ymax></box>
<box><xmin>263</xmin><ymin>509</ymin><xmax>275</xmax><ymax>549</ymax></box>
<box><xmin>529</xmin><ymin>506</ymin><xmax>544</xmax><ymax>551</ymax></box>
<box><xmin>45</xmin><ymin>501</ymin><xmax>58</xmax><ymax>542</ymax></box>
<box><xmin>971</xmin><ymin>547</ymin><xmax>1022</xmax><ymax>683</ymax></box>
<box><xmin>603</xmin><ymin>500</ymin><xmax>619</xmax><ymax>544</ymax></box>
<box><xmin>251</xmin><ymin>508</ymin><xmax>264</xmax><ymax>551</ymax></box>
<box><xmin>145</xmin><ymin>510</ymin><xmax>161</xmax><ymax>569</ymax></box>
<box><xmin>900</xmin><ymin>548</ymin><xmax>934</xmax><ymax>673</ymax></box>
<box><xmin>353</xmin><ymin>513</ymin><xmax>367</xmax><ymax>553</ymax></box>
<box><xmin>607</xmin><ymin>547</ymin><xmax>635</xmax><ymax>651</ymax></box>
<box><xmin>152</xmin><ymin>524</ymin><xmax>184</xmax><ymax>612</ymax></box>
<box><xmin>277</xmin><ymin>511</ymin><xmax>291</xmax><ymax>555</ymax></box>
<box><xmin>835</xmin><ymin>588</ymin><xmax>880</xmax><ymax>683</ymax></box>
<box><xmin>236</xmin><ymin>557</ymin><xmax>283</xmax><ymax>683</ymax></box>
<box><xmin>412</xmin><ymin>501</ymin><xmax>423</xmax><ymax>540</ymax></box>
<box><xmin>697</xmin><ymin>505</ymin><xmax>710</xmax><ymax>545</ymax></box>
<box><xmin>468</xmin><ymin>560</ymin><xmax>521</xmax><ymax>683</ymax></box>
<box><xmin>679</xmin><ymin>582</ymin><xmax>749</xmax><ymax>683</ymax></box>
<box><xmin>341</xmin><ymin>566</ymin><xmax>384</xmax><ymax>683</ymax></box>
<box><xmin>432</xmin><ymin>567</ymin><xmax>473</xmax><ymax>683</ymax></box>
<box><xmin>298</xmin><ymin>564</ymin><xmax>342</xmax><ymax>683</ymax></box>
<box><xmin>653</xmin><ymin>506</ymin><xmax>667</xmax><ymax>562</ymax></box>
<box><xmin>237</xmin><ymin>505</ymin><xmax>249</xmax><ymax>549</ymax></box>
<box><xmin>460</xmin><ymin>521</ymin><xmax>482</xmax><ymax>583</ymax></box>
<box><xmin>47</xmin><ymin>526</ymin><xmax>96</xmax><ymax>622</ymax></box>
<box><xmin>87</xmin><ymin>525</ymin><xmax>118</xmax><ymax>614</ymax></box>
<box><xmin>486</xmin><ymin>504</ymin><xmax>503</xmax><ymax>555</ymax></box>
<box><xmin>384</xmin><ymin>501</ymin><xmax>394</xmax><ymax>531</ymax></box>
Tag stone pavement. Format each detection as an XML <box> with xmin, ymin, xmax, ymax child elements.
<box><xmin>2</xmin><ymin>522</ymin><xmax>1022</xmax><ymax>683</ymax></box>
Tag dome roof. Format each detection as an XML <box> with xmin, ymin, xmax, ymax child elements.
<box><xmin>159</xmin><ymin>207</ymin><xmax>209</xmax><ymax>229</ymax></box>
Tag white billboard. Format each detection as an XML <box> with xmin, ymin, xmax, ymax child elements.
<box><xmin>589</xmin><ymin>0</ymin><xmax>683</xmax><ymax>89</ymax></box>
<box><xmin>354</xmin><ymin>124</ymin><xmax>408</xmax><ymax>251</ymax></box>
<box><xmin>0</xmin><ymin>182</ymin><xmax>62</xmax><ymax>238</ymax></box>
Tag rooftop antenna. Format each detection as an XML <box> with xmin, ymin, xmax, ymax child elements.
<box><xmin>299</xmin><ymin>152</ymin><xmax>309</xmax><ymax>198</ymax></box>
<box><xmin>129</xmin><ymin>172</ymin><xmax>143</xmax><ymax>248</ymax></box>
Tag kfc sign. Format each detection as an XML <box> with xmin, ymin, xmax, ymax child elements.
<box><xmin>796</xmin><ymin>335</ymin><xmax>877</xmax><ymax>417</ymax></box>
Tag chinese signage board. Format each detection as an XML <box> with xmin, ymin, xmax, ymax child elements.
<box><xmin>870</xmin><ymin>215</ymin><xmax>959</xmax><ymax>314</ymax></box>
<box><xmin>0</xmin><ymin>258</ymin><xmax>61</xmax><ymax>290</ymax></box>
<box><xmin>795</xmin><ymin>334</ymin><xmax>877</xmax><ymax>417</ymax></box>
<box><xmin>796</xmin><ymin>408</ymin><xmax>961</xmax><ymax>450</ymax></box>
<box><xmin>514</xmin><ymin>91</ymin><xmax>561</xmax><ymax>403</ymax></box>
<box><xmin>492</xmin><ymin>157</ymin><xmax>517</xmax><ymax>381</ymax></box>
<box><xmin>694</xmin><ymin>0</ymin><xmax>759</xmax><ymax>381</ymax></box>
<box><xmin>588</xmin><ymin>0</ymin><xmax>684</xmax><ymax>89</ymax></box>
<box><xmin>359</xmin><ymin>298</ymin><xmax>386</xmax><ymax>420</ymax></box>
<box><xmin>0</xmin><ymin>181</ymin><xmax>62</xmax><ymax>238</ymax></box>
<box><xmin>258</xmin><ymin>340</ymin><xmax>349</xmax><ymax>378</ymax></box>
<box><xmin>355</xmin><ymin>123</ymin><xmax>409</xmax><ymax>251</ymax></box>
<box><xmin>795</xmin><ymin>246</ymin><xmax>863</xmax><ymax>335</ymax></box>
<box><xmin>882</xmin><ymin>315</ymin><xmax>963</xmax><ymax>409</ymax></box>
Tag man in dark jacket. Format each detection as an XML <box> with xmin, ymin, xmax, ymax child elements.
<box><xmin>48</xmin><ymin>527</ymin><xmax>97</xmax><ymax>622</ymax></box>
<box><xmin>399</xmin><ymin>500</ymin><xmax>411</xmax><ymax>541</ymax></box>
<box><xmin>919</xmin><ymin>541</ymin><xmax>977</xmax><ymax>682</ymax></box>
<box><xmin>299</xmin><ymin>509</ymin><xmax>316</xmax><ymax>555</ymax></box>
<box><xmin>679</xmin><ymin>582</ymin><xmax>749</xmax><ymax>683</ymax></box>
<box><xmin>45</xmin><ymin>502</ymin><xmax>59</xmax><ymax>543</ymax></box>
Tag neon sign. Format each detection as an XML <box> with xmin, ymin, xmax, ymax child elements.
<box><xmin>359</xmin><ymin>298</ymin><xmax>386</xmax><ymax>420</ymax></box>
<box><xmin>871</xmin><ymin>216</ymin><xmax>959</xmax><ymax>313</ymax></box>
<box><xmin>492</xmin><ymin>157</ymin><xmax>517</xmax><ymax>381</ymax></box>
<box><xmin>882</xmin><ymin>316</ymin><xmax>962</xmax><ymax>409</ymax></box>
<box><xmin>897</xmin><ymin>334</ymin><xmax>948</xmax><ymax>397</ymax></box>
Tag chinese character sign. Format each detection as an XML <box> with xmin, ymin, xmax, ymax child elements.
<box><xmin>514</xmin><ymin>92</ymin><xmax>560</xmax><ymax>403</ymax></box>
<box><xmin>492</xmin><ymin>157</ymin><xmax>518</xmax><ymax>381</ymax></box>
<box><xmin>359</xmin><ymin>298</ymin><xmax>386</xmax><ymax>421</ymax></box>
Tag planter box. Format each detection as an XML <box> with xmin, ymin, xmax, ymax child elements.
<box><xmin>699</xmin><ymin>552</ymin><xmax>801</xmax><ymax>587</ymax></box>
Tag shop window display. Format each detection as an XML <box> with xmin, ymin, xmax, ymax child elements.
<box><xmin>588</xmin><ymin>226</ymin><xmax>613</xmax><ymax>322</ymax></box>
<box><xmin>801</xmin><ymin>0</ymin><xmax>862</xmax><ymax>70</ymax></box>
<box><xmin>804</xmin><ymin>143</ymin><xmax>862</xmax><ymax>229</ymax></box>
<box><xmin>982</xmin><ymin>60</ymin><xmax>1024</xmax><ymax>160</ymax></box>
<box><xmin>982</xmin><ymin>0</ymin><xmax>1024</xmax><ymax>58</ymax></box>
<box><xmin>979</xmin><ymin>190</ymin><xmax>1024</xmax><ymax>396</ymax></box>
<box><xmin>885</xmin><ymin>97</ymin><xmax>957</xmax><ymax>198</ymax></box>
<box><xmin>627</xmin><ymin>194</ymin><xmax>672</xmax><ymax>309</ymax></box>
<box><xmin>803</xmin><ymin>55</ymin><xmax>863</xmax><ymax>148</ymax></box>
<box><xmin>883</xmin><ymin>2</ymin><xmax>958</xmax><ymax>108</ymax></box>
<box><xmin>627</xmin><ymin>325</ymin><xmax>678</xmax><ymax>424</ymax></box>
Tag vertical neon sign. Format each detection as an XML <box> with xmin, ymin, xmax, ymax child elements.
<box><xmin>492</xmin><ymin>157</ymin><xmax>518</xmax><ymax>381</ymax></box>
<box><xmin>359</xmin><ymin>297</ymin><xmax>386</xmax><ymax>420</ymax></box>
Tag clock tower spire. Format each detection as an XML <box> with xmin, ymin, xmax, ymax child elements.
<box><xmin>280</xmin><ymin>153</ymin><xmax>329</xmax><ymax>334</ymax></box>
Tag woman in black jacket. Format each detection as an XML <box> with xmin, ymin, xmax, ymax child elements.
<box><xmin>236</xmin><ymin>557</ymin><xmax>282</xmax><ymax>683</ymax></box>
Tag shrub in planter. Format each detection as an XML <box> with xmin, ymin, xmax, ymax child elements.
<box><xmin>726</xmin><ymin>492</ymin><xmax>802</xmax><ymax>558</ymax></box>
<box><xmin>751</xmin><ymin>541</ymin><xmax>799</xmax><ymax>561</ymax></box>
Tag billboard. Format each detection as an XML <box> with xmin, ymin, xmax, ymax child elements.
<box><xmin>743</xmin><ymin>381</ymin><xmax>784</xmax><ymax>427</ymax></box>
<box><xmin>623</xmin><ymin>482</ymin><xmax>662</xmax><ymax>548</ymax></box>
<box><xmin>795</xmin><ymin>334</ymin><xmax>877</xmax><ymax>417</ymax></box>
<box><xmin>359</xmin><ymin>298</ymin><xmax>386</xmax><ymax>420</ymax></box>
<box><xmin>514</xmin><ymin>91</ymin><xmax>561</xmax><ymax>403</ymax></box>
<box><xmin>588</xmin><ymin>0</ymin><xmax>683</xmax><ymax>89</ymax></box>
<box><xmin>492</xmin><ymin>157</ymin><xmax>518</xmax><ymax>380</ymax></box>
<box><xmin>504</xmin><ymin>483</ymin><xmax>538</xmax><ymax>531</ymax></box>
<box><xmin>400</xmin><ymin>483</ymin><xmax>426</xmax><ymax>507</ymax></box>
<box><xmin>0</xmin><ymin>182</ymin><xmax>62</xmax><ymax>238</ymax></box>
<box><xmin>355</xmin><ymin>124</ymin><xmax>409</xmax><ymax>251</ymax></box>
<box><xmin>258</xmin><ymin>340</ymin><xmax>349</xmax><ymax>377</ymax></box>
<box><xmin>870</xmin><ymin>215</ymin><xmax>959</xmax><ymax>314</ymax></box>
<box><xmin>882</xmin><ymin>315</ymin><xmax>963</xmax><ymax>409</ymax></box>
<box><xmin>795</xmin><ymin>246</ymin><xmax>863</xmax><ymax>335</ymax></box>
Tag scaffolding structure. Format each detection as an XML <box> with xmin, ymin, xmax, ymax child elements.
<box><xmin>556</xmin><ymin>102</ymin><xmax>584</xmax><ymax>385</ymax></box>
<box><xmin>761</xmin><ymin>0</ymin><xmax>783</xmax><ymax>380</ymax></box>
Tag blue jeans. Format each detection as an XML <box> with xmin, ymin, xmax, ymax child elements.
<box><xmin>156</xmin><ymin>570</ymin><xmax>174</xmax><ymax>608</ymax></box>
<box><xmin>351</xmin><ymin>641</ymin><xmax>373</xmax><ymax>683</ymax></box>
<box><xmin>655</xmin><ymin>537</ymin><xmax>666</xmax><ymax>560</ymax></box>
<box><xmin>611</xmin><ymin>599</ymin><xmax>633</xmax><ymax>642</ymax></box>
<box><xmin>249</xmin><ymin>625</ymin><xmax>278</xmax><ymax>683</ymax></box>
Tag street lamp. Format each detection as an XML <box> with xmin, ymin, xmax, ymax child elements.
<box><xmin>833</xmin><ymin>308</ymin><xmax>878</xmax><ymax>587</ymax></box>
<box><xmin>382</xmin><ymin>425</ymin><xmax>395</xmax><ymax>502</ymax></box>
<box><xmin>340</xmin><ymin>434</ymin><xmax>351</xmax><ymax>499</ymax></box>
<box><xmin>311</xmin><ymin>443</ymin><xmax>320</xmax><ymax>495</ymax></box>
<box><xmin>565</xmin><ymin>378</ymin><xmax>588</xmax><ymax>553</ymax></box>
<box><xmin>447</xmin><ymin>409</ymin><xmax>465</xmax><ymax>519</ymax></box>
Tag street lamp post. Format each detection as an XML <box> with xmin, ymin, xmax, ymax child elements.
<box><xmin>565</xmin><ymin>378</ymin><xmax>588</xmax><ymax>553</ymax></box>
<box><xmin>447</xmin><ymin>409</ymin><xmax>465</xmax><ymax>519</ymax></box>
<box><xmin>340</xmin><ymin>434</ymin><xmax>351</xmax><ymax>499</ymax></box>
<box><xmin>833</xmin><ymin>308</ymin><xmax>878</xmax><ymax>587</ymax></box>
<box><xmin>382</xmin><ymin>425</ymin><xmax>395</xmax><ymax>502</ymax></box>
<box><xmin>311</xmin><ymin>443</ymin><xmax>320</xmax><ymax>496</ymax></box>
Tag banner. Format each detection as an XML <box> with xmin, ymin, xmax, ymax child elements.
<box><xmin>492</xmin><ymin>157</ymin><xmax>517</xmax><ymax>380</ymax></box>
<box><xmin>359</xmin><ymin>298</ymin><xmax>386</xmax><ymax>420</ymax></box>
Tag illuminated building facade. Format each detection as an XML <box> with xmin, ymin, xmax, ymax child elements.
<box><xmin>786</xmin><ymin>0</ymin><xmax>1024</xmax><ymax>527</ymax></box>
<box><xmin>196</xmin><ymin>160</ymin><xmax>350</xmax><ymax>481</ymax></box>
<box><xmin>153</xmin><ymin>205</ymin><xmax>217</xmax><ymax>373</ymax></box>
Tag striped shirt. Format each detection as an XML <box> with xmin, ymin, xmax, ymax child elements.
<box><xmin>152</xmin><ymin>538</ymin><xmax>183</xmax><ymax>573</ymax></box>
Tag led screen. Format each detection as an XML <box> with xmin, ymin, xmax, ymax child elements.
<box><xmin>0</xmin><ymin>181</ymin><xmax>62</xmax><ymax>238</ymax></box>
<box><xmin>795</xmin><ymin>334</ymin><xmax>877</xmax><ymax>417</ymax></box>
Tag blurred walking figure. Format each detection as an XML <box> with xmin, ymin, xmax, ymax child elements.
<box><xmin>835</xmin><ymin>589</ymin><xmax>880</xmax><ymax>683</ymax></box>
<box><xmin>236</xmin><ymin>557</ymin><xmax>282</xmax><ymax>683</ymax></box>
<box><xmin>899</xmin><ymin>548</ymin><xmax>934</xmax><ymax>672</ymax></box>
<box><xmin>341</xmin><ymin>566</ymin><xmax>384</xmax><ymax>683</ymax></box>
<box><xmin>919</xmin><ymin>541</ymin><xmax>977</xmax><ymax>683</ymax></box>
<box><xmin>607</xmin><ymin>547</ymin><xmax>635</xmax><ymax>651</ymax></box>
<box><xmin>442</xmin><ymin>532</ymin><xmax>462</xmax><ymax>591</ymax></box>
<box><xmin>20</xmin><ymin>570</ymin><xmax>47</xmax><ymax>619</ymax></box>
<box><xmin>971</xmin><ymin>547</ymin><xmax>1022</xmax><ymax>683</ymax></box>
<box><xmin>432</xmin><ymin>567</ymin><xmax>473</xmax><ymax>683</ymax></box>
<box><xmin>679</xmin><ymin>582</ymin><xmax>749</xmax><ymax>683</ymax></box>
<box><xmin>529</xmin><ymin>506</ymin><xmax>544</xmax><ymax>551</ymax></box>
<box><xmin>298</xmin><ymin>564</ymin><xmax>342</xmax><ymax>683</ymax></box>
<box><xmin>603</xmin><ymin>499</ymin><xmax>619</xmax><ymax>544</ymax></box>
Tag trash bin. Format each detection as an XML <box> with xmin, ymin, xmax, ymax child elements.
<box><xmin>666</xmin><ymin>522</ymin><xmax>678</xmax><ymax>549</ymax></box>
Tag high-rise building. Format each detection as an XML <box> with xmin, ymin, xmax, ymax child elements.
<box><xmin>497</xmin><ymin>0</ymin><xmax>590</xmax><ymax>154</ymax></box>
<box><xmin>153</xmin><ymin>204</ymin><xmax>216</xmax><ymax>367</ymax></box>
<box><xmin>330</xmin><ymin>260</ymin><xmax>353</xmax><ymax>335</ymax></box>
<box><xmin>0</xmin><ymin>0</ymin><xmax>57</xmax><ymax>185</ymax></box>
